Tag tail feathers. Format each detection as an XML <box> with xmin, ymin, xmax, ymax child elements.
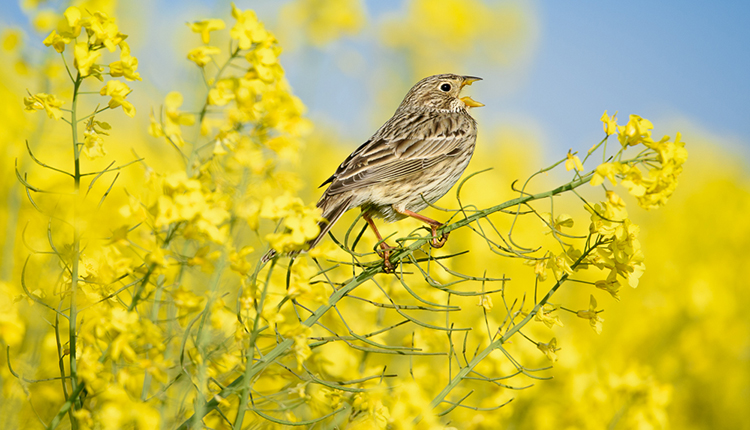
<box><xmin>308</xmin><ymin>196</ymin><xmax>352</xmax><ymax>250</ymax></box>
<box><xmin>261</xmin><ymin>196</ymin><xmax>352</xmax><ymax>263</ymax></box>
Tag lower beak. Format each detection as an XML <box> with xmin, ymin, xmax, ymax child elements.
<box><xmin>461</xmin><ymin>96</ymin><xmax>484</xmax><ymax>108</ymax></box>
<box><xmin>460</xmin><ymin>76</ymin><xmax>483</xmax><ymax>107</ymax></box>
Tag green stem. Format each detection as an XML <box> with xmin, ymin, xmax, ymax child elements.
<box><xmin>46</xmin><ymin>381</ymin><xmax>86</xmax><ymax>430</ymax></box>
<box><xmin>421</xmin><ymin>244</ymin><xmax>597</xmax><ymax>420</ymax></box>
<box><xmin>67</xmin><ymin>73</ymin><xmax>83</xmax><ymax>429</ymax></box>
<box><xmin>233</xmin><ymin>269</ymin><xmax>269</xmax><ymax>429</ymax></box>
<box><xmin>176</xmin><ymin>265</ymin><xmax>377</xmax><ymax>430</ymax></box>
<box><xmin>176</xmin><ymin>172</ymin><xmax>596</xmax><ymax>429</ymax></box>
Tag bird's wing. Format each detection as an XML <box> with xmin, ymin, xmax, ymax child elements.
<box><xmin>322</xmin><ymin>111</ymin><xmax>473</xmax><ymax>195</ymax></box>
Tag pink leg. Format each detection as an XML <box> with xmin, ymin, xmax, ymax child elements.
<box><xmin>393</xmin><ymin>208</ymin><xmax>449</xmax><ymax>248</ymax></box>
<box><xmin>363</xmin><ymin>213</ymin><xmax>395</xmax><ymax>272</ymax></box>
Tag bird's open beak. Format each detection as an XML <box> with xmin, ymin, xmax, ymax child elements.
<box><xmin>460</xmin><ymin>76</ymin><xmax>484</xmax><ymax>108</ymax></box>
<box><xmin>460</xmin><ymin>76</ymin><xmax>482</xmax><ymax>87</ymax></box>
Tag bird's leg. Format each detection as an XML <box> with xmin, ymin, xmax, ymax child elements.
<box><xmin>363</xmin><ymin>213</ymin><xmax>395</xmax><ymax>272</ymax></box>
<box><xmin>394</xmin><ymin>207</ymin><xmax>449</xmax><ymax>248</ymax></box>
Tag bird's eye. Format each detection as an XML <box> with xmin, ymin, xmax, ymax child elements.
<box><xmin>440</xmin><ymin>83</ymin><xmax>451</xmax><ymax>92</ymax></box>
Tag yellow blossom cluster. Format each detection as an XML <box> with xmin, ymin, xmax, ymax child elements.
<box><xmin>594</xmin><ymin>112</ymin><xmax>688</xmax><ymax>209</ymax></box>
<box><xmin>24</xmin><ymin>4</ymin><xmax>139</xmax><ymax>134</ymax></box>
<box><xmin>261</xmin><ymin>193</ymin><xmax>324</xmax><ymax>254</ymax></box>
<box><xmin>43</xmin><ymin>7</ymin><xmax>139</xmax><ymax>80</ymax></box>
<box><xmin>76</xmin><ymin>306</ymin><xmax>168</xmax><ymax>399</ymax></box>
<box><xmin>148</xmin><ymin>91</ymin><xmax>196</xmax><ymax>146</ymax></box>
<box><xmin>155</xmin><ymin>171</ymin><xmax>230</xmax><ymax>243</ymax></box>
<box><xmin>23</xmin><ymin>92</ymin><xmax>64</xmax><ymax>119</ymax></box>
<box><xmin>585</xmin><ymin>199</ymin><xmax>644</xmax><ymax>292</ymax></box>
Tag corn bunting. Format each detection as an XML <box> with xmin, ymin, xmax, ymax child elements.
<box><xmin>264</xmin><ymin>73</ymin><xmax>483</xmax><ymax>270</ymax></box>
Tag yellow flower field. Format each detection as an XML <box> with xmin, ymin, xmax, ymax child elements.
<box><xmin>0</xmin><ymin>1</ymin><xmax>747</xmax><ymax>429</ymax></box>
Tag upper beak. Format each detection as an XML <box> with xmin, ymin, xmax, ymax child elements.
<box><xmin>460</xmin><ymin>76</ymin><xmax>483</xmax><ymax>108</ymax></box>
<box><xmin>460</xmin><ymin>76</ymin><xmax>482</xmax><ymax>88</ymax></box>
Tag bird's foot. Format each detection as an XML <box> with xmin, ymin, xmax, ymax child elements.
<box><xmin>430</xmin><ymin>225</ymin><xmax>449</xmax><ymax>248</ymax></box>
<box><xmin>375</xmin><ymin>243</ymin><xmax>396</xmax><ymax>273</ymax></box>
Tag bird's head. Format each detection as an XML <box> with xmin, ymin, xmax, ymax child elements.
<box><xmin>397</xmin><ymin>74</ymin><xmax>484</xmax><ymax>112</ymax></box>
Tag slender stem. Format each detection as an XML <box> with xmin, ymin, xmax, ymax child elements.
<box><xmin>421</xmin><ymin>243</ymin><xmax>598</xmax><ymax>420</ymax></box>
<box><xmin>186</xmin><ymin>47</ymin><xmax>242</xmax><ymax>178</ymax></box>
<box><xmin>175</xmin><ymin>171</ymin><xmax>596</xmax><ymax>429</ymax></box>
<box><xmin>67</xmin><ymin>72</ymin><xmax>83</xmax><ymax>429</ymax></box>
<box><xmin>46</xmin><ymin>382</ymin><xmax>86</xmax><ymax>430</ymax></box>
<box><xmin>176</xmin><ymin>265</ymin><xmax>377</xmax><ymax>430</ymax></box>
<box><xmin>233</xmin><ymin>267</ymin><xmax>270</xmax><ymax>429</ymax></box>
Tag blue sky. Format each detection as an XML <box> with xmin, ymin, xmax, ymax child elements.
<box><xmin>520</xmin><ymin>1</ymin><xmax>750</xmax><ymax>152</ymax></box>
<box><xmin>3</xmin><ymin>0</ymin><xmax>749</xmax><ymax>157</ymax></box>
<box><xmin>291</xmin><ymin>0</ymin><xmax>750</xmax><ymax>156</ymax></box>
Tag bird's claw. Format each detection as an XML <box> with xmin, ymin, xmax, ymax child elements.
<box><xmin>375</xmin><ymin>244</ymin><xmax>396</xmax><ymax>273</ymax></box>
<box><xmin>429</xmin><ymin>226</ymin><xmax>449</xmax><ymax>248</ymax></box>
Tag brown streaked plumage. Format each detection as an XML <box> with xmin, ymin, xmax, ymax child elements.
<box><xmin>263</xmin><ymin>73</ymin><xmax>483</xmax><ymax>269</ymax></box>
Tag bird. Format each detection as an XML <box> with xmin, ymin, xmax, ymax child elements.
<box><xmin>263</xmin><ymin>73</ymin><xmax>483</xmax><ymax>270</ymax></box>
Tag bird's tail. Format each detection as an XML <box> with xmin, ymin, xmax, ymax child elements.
<box><xmin>261</xmin><ymin>195</ymin><xmax>352</xmax><ymax>263</ymax></box>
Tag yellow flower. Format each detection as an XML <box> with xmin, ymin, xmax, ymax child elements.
<box><xmin>289</xmin><ymin>262</ymin><xmax>327</xmax><ymax>303</ymax></box>
<box><xmin>109</xmin><ymin>42</ymin><xmax>141</xmax><ymax>81</ymax></box>
<box><xmin>172</xmin><ymin>286</ymin><xmax>205</xmax><ymax>325</ymax></box>
<box><xmin>163</xmin><ymin>91</ymin><xmax>195</xmax><ymax>145</ymax></box>
<box><xmin>148</xmin><ymin>110</ymin><xmax>164</xmax><ymax>138</ymax></box>
<box><xmin>585</xmin><ymin>200</ymin><xmax>628</xmax><ymax>238</ymax></box>
<box><xmin>537</xmin><ymin>337</ymin><xmax>559</xmax><ymax>361</ymax></box>
<box><xmin>577</xmin><ymin>295</ymin><xmax>604</xmax><ymax>334</ymax></box>
<box><xmin>590</xmin><ymin>162</ymin><xmax>622</xmax><ymax>186</ymax></box>
<box><xmin>71</xmin><ymin>409</ymin><xmax>93</xmax><ymax>430</ymax></box>
<box><xmin>228</xmin><ymin>246</ymin><xmax>255</xmax><ymax>276</ymax></box>
<box><xmin>595</xmin><ymin>273</ymin><xmax>621</xmax><ymax>301</ymax></box>
<box><xmin>285</xmin><ymin>324</ymin><xmax>312</xmax><ymax>370</ymax></box>
<box><xmin>261</xmin><ymin>194</ymin><xmax>324</xmax><ymax>253</ymax></box>
<box><xmin>187</xmin><ymin>46</ymin><xmax>221</xmax><ymax>67</ymax></box>
<box><xmin>620</xmin><ymin>165</ymin><xmax>648</xmax><ymax>197</ymax></box>
<box><xmin>284</xmin><ymin>210</ymin><xmax>321</xmax><ymax>243</ymax></box>
<box><xmin>100</xmin><ymin>80</ymin><xmax>136</xmax><ymax>117</ymax></box>
<box><xmin>230</xmin><ymin>3</ymin><xmax>271</xmax><ymax>50</ymax></box>
<box><xmin>525</xmin><ymin>257</ymin><xmax>548</xmax><ymax>282</ymax></box>
<box><xmin>548</xmin><ymin>252</ymin><xmax>574</xmax><ymax>279</ymax></box>
<box><xmin>63</xmin><ymin>6</ymin><xmax>83</xmax><ymax>37</ymax></box>
<box><xmin>478</xmin><ymin>294</ymin><xmax>493</xmax><ymax>311</ymax></box>
<box><xmin>43</xmin><ymin>30</ymin><xmax>70</xmax><ymax>53</ymax></box>
<box><xmin>207</xmin><ymin>78</ymin><xmax>237</xmax><ymax>106</ymax></box>
<box><xmin>246</xmin><ymin>43</ymin><xmax>283</xmax><ymax>82</ymax></box>
<box><xmin>350</xmin><ymin>391</ymin><xmax>391</xmax><ymax>428</ymax></box>
<box><xmin>565</xmin><ymin>150</ymin><xmax>584</xmax><ymax>171</ymax></box>
<box><xmin>600</xmin><ymin>110</ymin><xmax>618</xmax><ymax>135</ymax></box>
<box><xmin>187</xmin><ymin>19</ymin><xmax>225</xmax><ymax>43</ymax></box>
<box><xmin>617</xmin><ymin>114</ymin><xmax>654</xmax><ymax>147</ymax></box>
<box><xmin>606</xmin><ymin>190</ymin><xmax>626</xmax><ymax>208</ymax></box>
<box><xmin>87</xmin><ymin>11</ymin><xmax>127</xmax><ymax>52</ymax></box>
<box><xmin>260</xmin><ymin>193</ymin><xmax>305</xmax><ymax>219</ymax></box>
<box><xmin>74</xmin><ymin>42</ymin><xmax>102</xmax><ymax>76</ymax></box>
<box><xmin>76</xmin><ymin>346</ymin><xmax>110</xmax><ymax>393</ymax></box>
<box><xmin>534</xmin><ymin>304</ymin><xmax>564</xmax><ymax>328</ymax></box>
<box><xmin>82</xmin><ymin>117</ymin><xmax>111</xmax><ymax>159</ymax></box>
<box><xmin>24</xmin><ymin>92</ymin><xmax>64</xmax><ymax>120</ymax></box>
<box><xmin>541</xmin><ymin>212</ymin><xmax>574</xmax><ymax>234</ymax></box>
